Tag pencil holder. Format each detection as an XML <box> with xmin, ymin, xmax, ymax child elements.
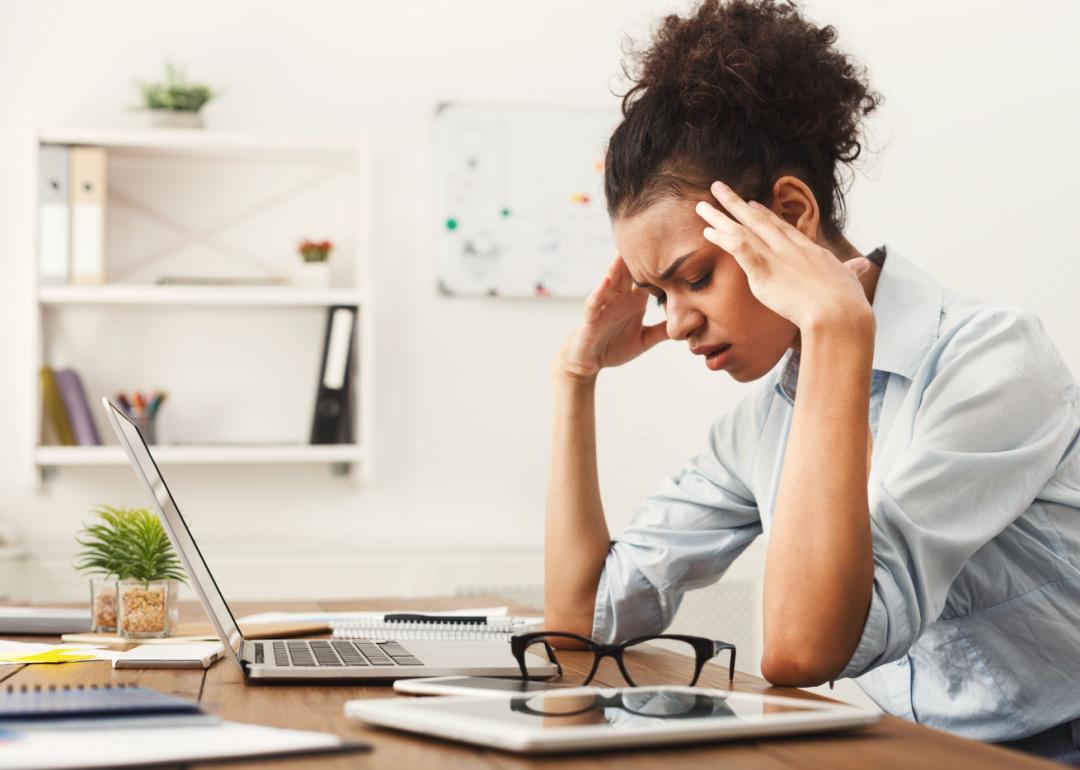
<box><xmin>133</xmin><ymin>414</ymin><xmax>158</xmax><ymax>444</ymax></box>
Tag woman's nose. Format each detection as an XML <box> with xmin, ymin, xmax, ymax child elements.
<box><xmin>664</xmin><ymin>296</ymin><xmax>702</xmax><ymax>342</ymax></box>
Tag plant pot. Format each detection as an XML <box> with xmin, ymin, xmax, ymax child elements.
<box><xmin>90</xmin><ymin>577</ymin><xmax>118</xmax><ymax>633</ymax></box>
<box><xmin>293</xmin><ymin>261</ymin><xmax>331</xmax><ymax>289</ymax></box>
<box><xmin>117</xmin><ymin>578</ymin><xmax>179</xmax><ymax>638</ymax></box>
<box><xmin>147</xmin><ymin>109</ymin><xmax>204</xmax><ymax>129</ymax></box>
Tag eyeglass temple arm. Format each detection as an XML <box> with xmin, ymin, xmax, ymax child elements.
<box><xmin>540</xmin><ymin>639</ymin><xmax>563</xmax><ymax>677</ymax></box>
<box><xmin>714</xmin><ymin>641</ymin><xmax>736</xmax><ymax>681</ymax></box>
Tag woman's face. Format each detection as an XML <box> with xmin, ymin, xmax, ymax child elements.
<box><xmin>611</xmin><ymin>194</ymin><xmax>797</xmax><ymax>382</ymax></box>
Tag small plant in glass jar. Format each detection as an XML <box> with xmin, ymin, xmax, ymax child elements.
<box><xmin>75</xmin><ymin>505</ymin><xmax>186</xmax><ymax>638</ymax></box>
<box><xmin>74</xmin><ymin>506</ymin><xmax>129</xmax><ymax>632</ymax></box>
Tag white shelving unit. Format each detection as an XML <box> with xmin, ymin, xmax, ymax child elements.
<box><xmin>39</xmin><ymin>284</ymin><xmax>364</xmax><ymax>308</ymax></box>
<box><xmin>35</xmin><ymin>444</ymin><xmax>365</xmax><ymax>467</ymax></box>
<box><xmin>29</xmin><ymin>127</ymin><xmax>375</xmax><ymax>485</ymax></box>
<box><xmin>38</xmin><ymin>128</ymin><xmax>361</xmax><ymax>157</ymax></box>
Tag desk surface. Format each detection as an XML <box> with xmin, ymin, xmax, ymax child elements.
<box><xmin>0</xmin><ymin>597</ymin><xmax>1058</xmax><ymax>769</ymax></box>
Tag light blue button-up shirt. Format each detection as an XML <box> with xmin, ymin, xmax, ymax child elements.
<box><xmin>592</xmin><ymin>248</ymin><xmax>1080</xmax><ymax>742</ymax></box>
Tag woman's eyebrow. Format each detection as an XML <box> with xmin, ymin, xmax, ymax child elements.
<box><xmin>631</xmin><ymin>250</ymin><xmax>699</xmax><ymax>289</ymax></box>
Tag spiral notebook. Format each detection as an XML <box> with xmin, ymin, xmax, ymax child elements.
<box><xmin>331</xmin><ymin>613</ymin><xmax>543</xmax><ymax>641</ymax></box>
<box><xmin>0</xmin><ymin>683</ymin><xmax>200</xmax><ymax>719</ymax></box>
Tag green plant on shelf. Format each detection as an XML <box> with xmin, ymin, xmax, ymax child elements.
<box><xmin>135</xmin><ymin>61</ymin><xmax>218</xmax><ymax>113</ymax></box>
<box><xmin>74</xmin><ymin>504</ymin><xmax>186</xmax><ymax>585</ymax></box>
<box><xmin>299</xmin><ymin>239</ymin><xmax>333</xmax><ymax>263</ymax></box>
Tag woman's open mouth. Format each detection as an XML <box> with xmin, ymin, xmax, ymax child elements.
<box><xmin>702</xmin><ymin>344</ymin><xmax>733</xmax><ymax>371</ymax></box>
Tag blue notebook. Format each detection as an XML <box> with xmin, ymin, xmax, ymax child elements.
<box><xmin>0</xmin><ymin>684</ymin><xmax>201</xmax><ymax>720</ymax></box>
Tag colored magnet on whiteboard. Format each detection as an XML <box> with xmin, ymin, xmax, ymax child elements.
<box><xmin>500</xmin><ymin>207</ymin><xmax>511</xmax><ymax>217</ymax></box>
<box><xmin>535</xmin><ymin>283</ymin><xmax>549</xmax><ymax>297</ymax></box>
<box><xmin>446</xmin><ymin>218</ymin><xmax>458</xmax><ymax>231</ymax></box>
<box><xmin>569</xmin><ymin>192</ymin><xmax>590</xmax><ymax>205</ymax></box>
<box><xmin>593</xmin><ymin>158</ymin><xmax>604</xmax><ymax>173</ymax></box>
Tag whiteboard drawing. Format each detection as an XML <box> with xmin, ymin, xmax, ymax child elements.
<box><xmin>435</xmin><ymin>103</ymin><xmax>620</xmax><ymax>298</ymax></box>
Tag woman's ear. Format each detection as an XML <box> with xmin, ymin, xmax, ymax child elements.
<box><xmin>769</xmin><ymin>176</ymin><xmax>821</xmax><ymax>242</ymax></box>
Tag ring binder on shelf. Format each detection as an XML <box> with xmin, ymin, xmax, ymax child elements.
<box><xmin>69</xmin><ymin>145</ymin><xmax>107</xmax><ymax>285</ymax></box>
<box><xmin>310</xmin><ymin>305</ymin><xmax>357</xmax><ymax>444</ymax></box>
<box><xmin>38</xmin><ymin>144</ymin><xmax>70</xmax><ymax>285</ymax></box>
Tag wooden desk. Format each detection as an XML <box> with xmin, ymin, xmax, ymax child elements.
<box><xmin>1</xmin><ymin>598</ymin><xmax>1058</xmax><ymax>769</ymax></box>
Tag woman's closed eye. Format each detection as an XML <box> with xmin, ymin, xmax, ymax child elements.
<box><xmin>652</xmin><ymin>272</ymin><xmax>712</xmax><ymax>307</ymax></box>
<box><xmin>688</xmin><ymin>271</ymin><xmax>713</xmax><ymax>292</ymax></box>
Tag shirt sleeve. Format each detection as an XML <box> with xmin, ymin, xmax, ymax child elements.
<box><xmin>592</xmin><ymin>388</ymin><xmax>766</xmax><ymax>644</ymax></box>
<box><xmin>841</xmin><ymin>307</ymin><xmax>1080</xmax><ymax>678</ymax></box>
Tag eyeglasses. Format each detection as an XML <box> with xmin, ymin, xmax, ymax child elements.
<box><xmin>510</xmin><ymin>631</ymin><xmax>735</xmax><ymax>687</ymax></box>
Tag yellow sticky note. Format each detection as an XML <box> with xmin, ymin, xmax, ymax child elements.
<box><xmin>0</xmin><ymin>648</ymin><xmax>98</xmax><ymax>664</ymax></box>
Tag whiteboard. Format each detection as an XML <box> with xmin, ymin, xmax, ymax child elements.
<box><xmin>434</xmin><ymin>103</ymin><xmax>620</xmax><ymax>298</ymax></box>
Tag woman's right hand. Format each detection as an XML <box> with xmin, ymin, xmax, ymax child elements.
<box><xmin>556</xmin><ymin>255</ymin><xmax>669</xmax><ymax>381</ymax></box>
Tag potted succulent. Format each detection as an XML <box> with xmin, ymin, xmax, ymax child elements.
<box><xmin>75</xmin><ymin>505</ymin><xmax>186</xmax><ymax>637</ymax></box>
<box><xmin>295</xmin><ymin>238</ymin><xmax>333</xmax><ymax>288</ymax></box>
<box><xmin>135</xmin><ymin>61</ymin><xmax>218</xmax><ymax>129</ymax></box>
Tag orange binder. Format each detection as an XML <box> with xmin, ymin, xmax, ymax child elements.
<box><xmin>69</xmin><ymin>146</ymin><xmax>106</xmax><ymax>284</ymax></box>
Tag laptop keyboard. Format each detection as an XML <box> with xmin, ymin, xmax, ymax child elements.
<box><xmin>269</xmin><ymin>640</ymin><xmax>424</xmax><ymax>668</ymax></box>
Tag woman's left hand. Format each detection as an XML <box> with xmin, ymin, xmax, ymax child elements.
<box><xmin>695</xmin><ymin>180</ymin><xmax>873</xmax><ymax>331</ymax></box>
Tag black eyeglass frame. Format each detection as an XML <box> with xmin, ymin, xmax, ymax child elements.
<box><xmin>510</xmin><ymin>631</ymin><xmax>736</xmax><ymax>687</ymax></box>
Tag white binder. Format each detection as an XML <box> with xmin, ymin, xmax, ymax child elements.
<box><xmin>38</xmin><ymin>144</ymin><xmax>70</xmax><ymax>284</ymax></box>
<box><xmin>69</xmin><ymin>145</ymin><xmax>107</xmax><ymax>284</ymax></box>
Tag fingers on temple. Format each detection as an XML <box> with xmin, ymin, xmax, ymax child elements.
<box><xmin>749</xmin><ymin>201</ymin><xmax>817</xmax><ymax>248</ymax></box>
<box><xmin>708</xmin><ymin>181</ymin><xmax>759</xmax><ymax>227</ymax></box>
<box><xmin>584</xmin><ymin>275</ymin><xmax>610</xmax><ymax>321</ymax></box>
<box><xmin>702</xmin><ymin>223</ymin><xmax>765</xmax><ymax>274</ymax></box>
<box><xmin>704</xmin><ymin>181</ymin><xmax>789</xmax><ymax>252</ymax></box>
<box><xmin>608</xmin><ymin>254</ymin><xmax>633</xmax><ymax>291</ymax></box>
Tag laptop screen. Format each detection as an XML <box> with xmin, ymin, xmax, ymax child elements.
<box><xmin>103</xmin><ymin>398</ymin><xmax>244</xmax><ymax>664</ymax></box>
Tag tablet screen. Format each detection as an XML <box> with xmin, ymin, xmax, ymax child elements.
<box><xmin>405</xmin><ymin>688</ymin><xmax>817</xmax><ymax>730</ymax></box>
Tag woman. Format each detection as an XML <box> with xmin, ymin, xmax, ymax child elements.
<box><xmin>544</xmin><ymin>0</ymin><xmax>1080</xmax><ymax>762</ymax></box>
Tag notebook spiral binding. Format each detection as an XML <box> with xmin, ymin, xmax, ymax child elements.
<box><xmin>3</xmin><ymin>683</ymin><xmax>137</xmax><ymax>693</ymax></box>
<box><xmin>331</xmin><ymin>617</ymin><xmax>529</xmax><ymax>642</ymax></box>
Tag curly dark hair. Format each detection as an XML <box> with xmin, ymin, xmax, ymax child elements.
<box><xmin>604</xmin><ymin>0</ymin><xmax>881</xmax><ymax>238</ymax></box>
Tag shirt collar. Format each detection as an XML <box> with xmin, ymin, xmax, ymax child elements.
<box><xmin>774</xmin><ymin>247</ymin><xmax>944</xmax><ymax>404</ymax></box>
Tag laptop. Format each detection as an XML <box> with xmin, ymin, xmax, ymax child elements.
<box><xmin>103</xmin><ymin>397</ymin><xmax>556</xmax><ymax>682</ymax></box>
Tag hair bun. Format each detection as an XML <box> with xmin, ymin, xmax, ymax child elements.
<box><xmin>607</xmin><ymin>0</ymin><xmax>880</xmax><ymax>232</ymax></box>
<box><xmin>631</xmin><ymin>0</ymin><xmax>876</xmax><ymax>160</ymax></box>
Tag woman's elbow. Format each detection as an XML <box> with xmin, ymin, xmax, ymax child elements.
<box><xmin>541</xmin><ymin>606</ymin><xmax>595</xmax><ymax>647</ymax></box>
<box><xmin>760</xmin><ymin>644</ymin><xmax>846</xmax><ymax>688</ymax></box>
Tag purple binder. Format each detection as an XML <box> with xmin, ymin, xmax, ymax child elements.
<box><xmin>54</xmin><ymin>369</ymin><xmax>101</xmax><ymax>446</ymax></box>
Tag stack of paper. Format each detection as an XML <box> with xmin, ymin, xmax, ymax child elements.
<box><xmin>0</xmin><ymin>721</ymin><xmax>364</xmax><ymax>769</ymax></box>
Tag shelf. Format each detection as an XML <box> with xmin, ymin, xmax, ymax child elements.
<box><xmin>38</xmin><ymin>127</ymin><xmax>361</xmax><ymax>158</ymax></box>
<box><xmin>28</xmin><ymin>127</ymin><xmax>374</xmax><ymax>488</ymax></box>
<box><xmin>39</xmin><ymin>284</ymin><xmax>363</xmax><ymax>308</ymax></box>
<box><xmin>35</xmin><ymin>444</ymin><xmax>364</xmax><ymax>467</ymax></box>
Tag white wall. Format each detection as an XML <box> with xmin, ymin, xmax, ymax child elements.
<box><xmin>1</xmin><ymin>0</ymin><xmax>1077</xmax><ymax>648</ymax></box>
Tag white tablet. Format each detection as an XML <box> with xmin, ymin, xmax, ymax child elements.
<box><xmin>393</xmin><ymin>675</ymin><xmax>576</xmax><ymax>697</ymax></box>
<box><xmin>345</xmin><ymin>686</ymin><xmax>879</xmax><ymax>754</ymax></box>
